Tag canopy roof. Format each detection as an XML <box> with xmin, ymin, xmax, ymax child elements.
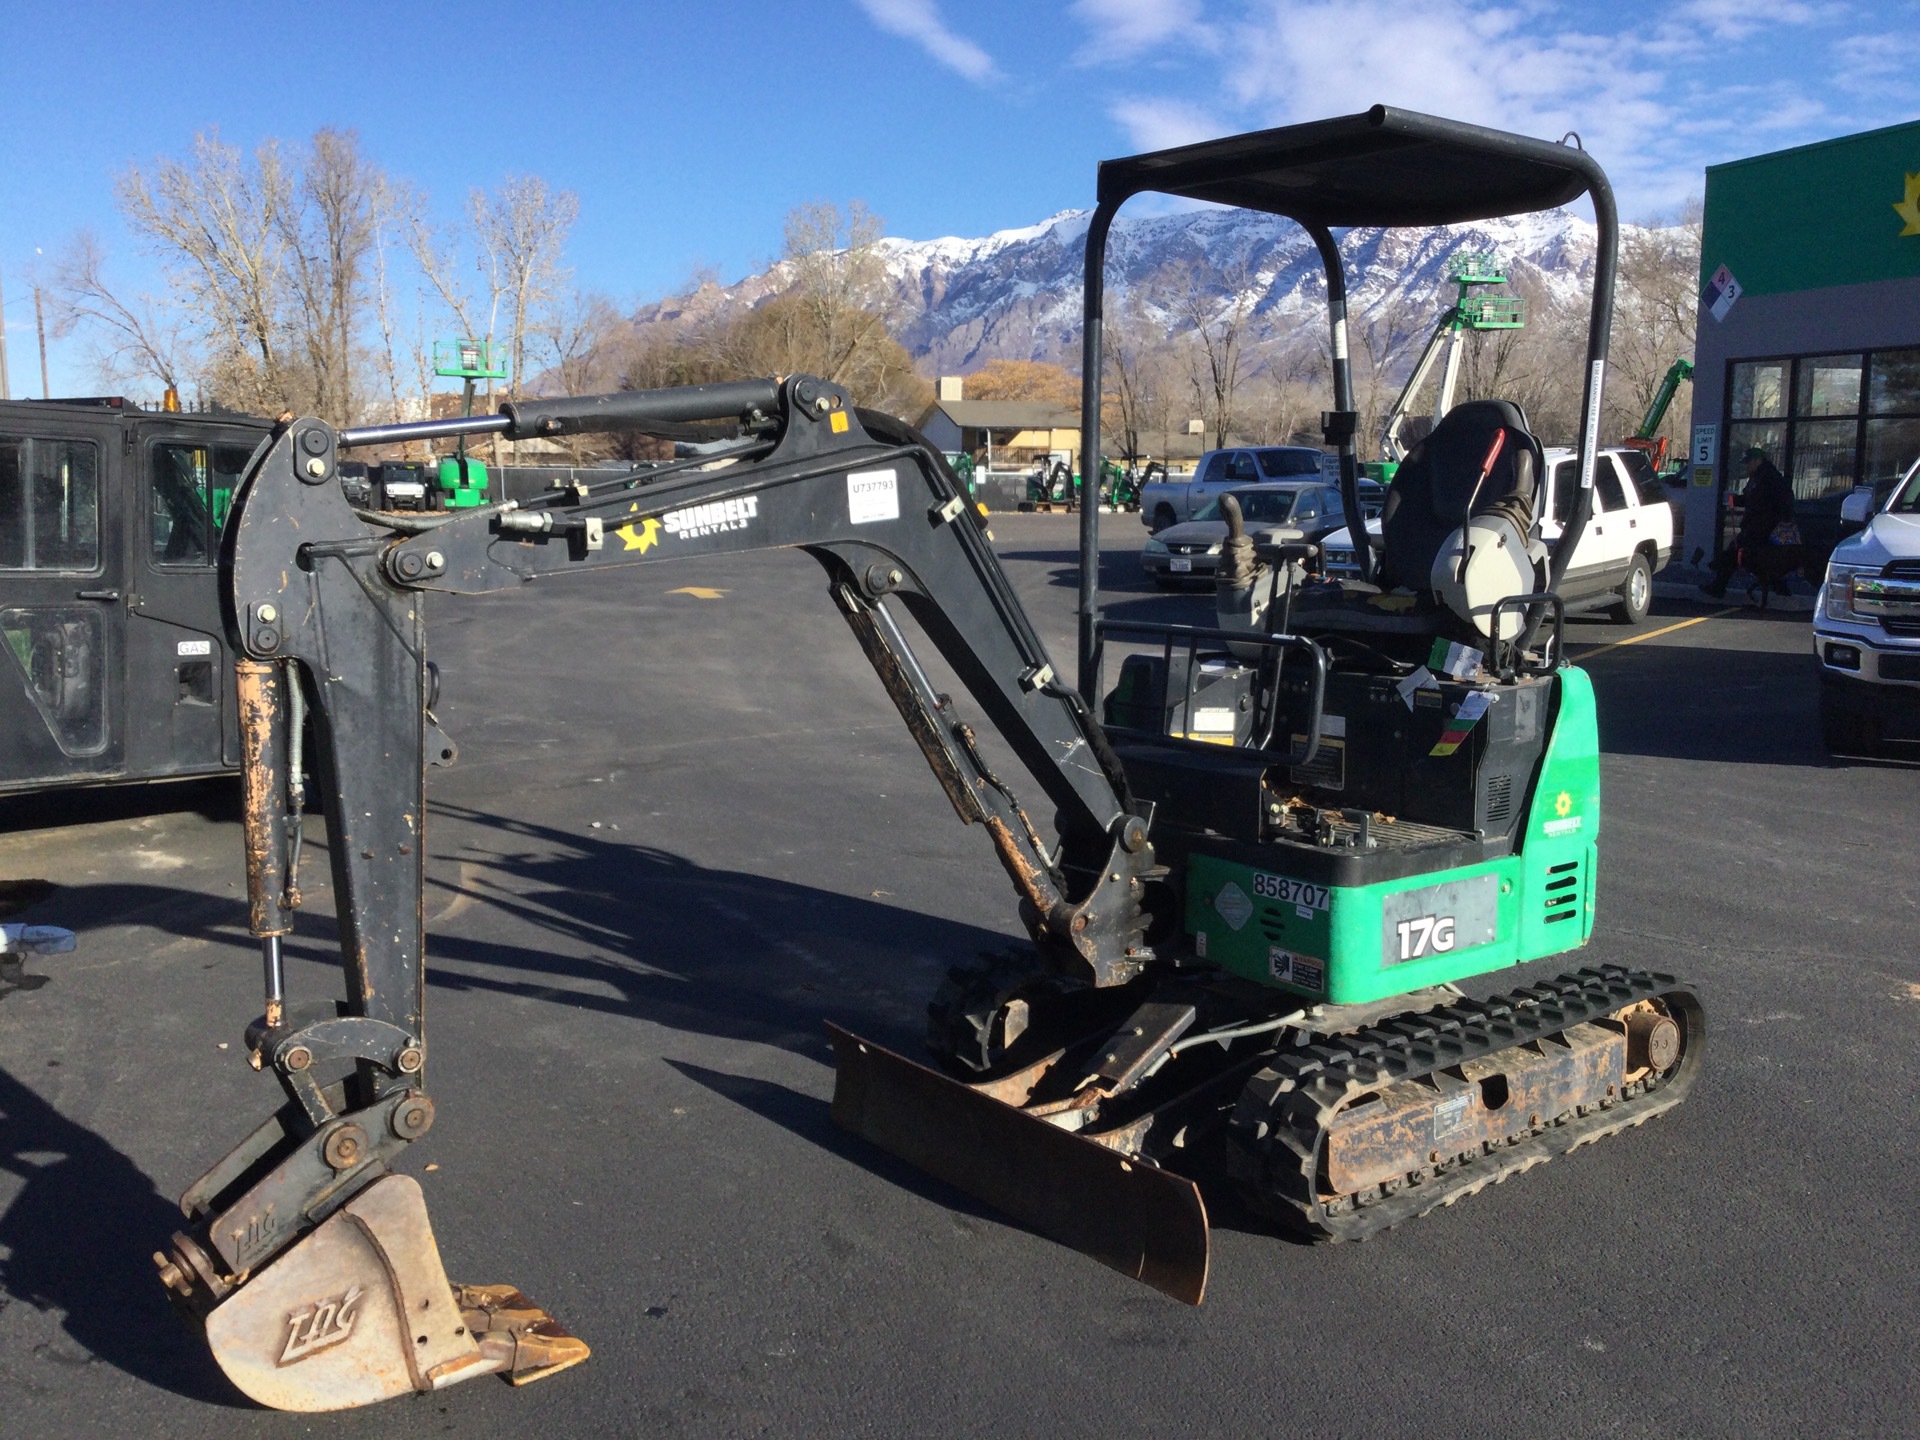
<box><xmin>1097</xmin><ymin>105</ymin><xmax>1607</xmax><ymax>228</ymax></box>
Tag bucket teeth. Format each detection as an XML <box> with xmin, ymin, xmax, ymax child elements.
<box><xmin>197</xmin><ymin>1173</ymin><xmax>588</xmax><ymax>1410</ymax></box>
<box><xmin>455</xmin><ymin>1284</ymin><xmax>592</xmax><ymax>1386</ymax></box>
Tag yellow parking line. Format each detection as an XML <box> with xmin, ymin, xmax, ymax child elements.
<box><xmin>1570</xmin><ymin>607</ymin><xmax>1741</xmax><ymax>660</ymax></box>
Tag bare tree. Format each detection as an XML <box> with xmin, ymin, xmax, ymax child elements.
<box><xmin>1168</xmin><ymin>258</ymin><xmax>1258</xmax><ymax>449</ymax></box>
<box><xmin>276</xmin><ymin>128</ymin><xmax>385</xmax><ymax>423</ymax></box>
<box><xmin>45</xmin><ymin>230</ymin><xmax>184</xmax><ymax>395</ymax></box>
<box><xmin>470</xmin><ymin>175</ymin><xmax>579</xmax><ymax>409</ymax></box>
<box><xmin>1346</xmin><ymin>292</ymin><xmax>1424</xmax><ymax>456</ymax></box>
<box><xmin>116</xmin><ymin>129</ymin><xmax>291</xmax><ymax>413</ymax></box>
<box><xmin>695</xmin><ymin>201</ymin><xmax>928</xmax><ymax>417</ymax></box>
<box><xmin>1611</xmin><ymin>206</ymin><xmax>1702</xmax><ymax>447</ymax></box>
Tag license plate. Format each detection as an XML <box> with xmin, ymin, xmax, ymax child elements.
<box><xmin>1169</xmin><ymin>557</ymin><xmax>1192</xmax><ymax>572</ymax></box>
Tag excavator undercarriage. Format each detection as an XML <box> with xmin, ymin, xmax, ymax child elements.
<box><xmin>160</xmin><ymin>107</ymin><xmax>1704</xmax><ymax>1412</ymax></box>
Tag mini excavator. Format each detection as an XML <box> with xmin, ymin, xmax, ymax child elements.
<box><xmin>155</xmin><ymin>108</ymin><xmax>1703</xmax><ymax>1412</ymax></box>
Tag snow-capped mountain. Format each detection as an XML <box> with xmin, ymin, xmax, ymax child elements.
<box><xmin>639</xmin><ymin>205</ymin><xmax>1624</xmax><ymax>373</ymax></box>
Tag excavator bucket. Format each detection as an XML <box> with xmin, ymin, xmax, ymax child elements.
<box><xmin>193</xmin><ymin>1175</ymin><xmax>588</xmax><ymax>1411</ymax></box>
<box><xmin>827</xmin><ymin>1025</ymin><xmax>1210</xmax><ymax>1304</ymax></box>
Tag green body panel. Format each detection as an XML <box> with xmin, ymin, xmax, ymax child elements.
<box><xmin>1183</xmin><ymin>667</ymin><xmax>1601</xmax><ymax>1004</ymax></box>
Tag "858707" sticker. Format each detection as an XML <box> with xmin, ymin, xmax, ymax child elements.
<box><xmin>1252</xmin><ymin>873</ymin><xmax>1329</xmax><ymax>911</ymax></box>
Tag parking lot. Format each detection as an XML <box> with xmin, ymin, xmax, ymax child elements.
<box><xmin>2</xmin><ymin>511</ymin><xmax>1917</xmax><ymax>1438</ymax></box>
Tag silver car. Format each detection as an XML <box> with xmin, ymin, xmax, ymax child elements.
<box><xmin>1139</xmin><ymin>483</ymin><xmax>1348</xmax><ymax>586</ymax></box>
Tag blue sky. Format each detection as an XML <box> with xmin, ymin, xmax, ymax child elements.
<box><xmin>3</xmin><ymin>0</ymin><xmax>1917</xmax><ymax>396</ymax></box>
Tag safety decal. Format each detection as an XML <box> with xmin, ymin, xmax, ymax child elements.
<box><xmin>1214</xmin><ymin>882</ymin><xmax>1253</xmax><ymax>932</ymax></box>
<box><xmin>847</xmin><ymin>468</ymin><xmax>900</xmax><ymax>524</ymax></box>
<box><xmin>1268</xmin><ymin>946</ymin><xmax>1324</xmax><ymax>992</ymax></box>
<box><xmin>1428</xmin><ymin>690</ymin><xmax>1492</xmax><ymax>757</ymax></box>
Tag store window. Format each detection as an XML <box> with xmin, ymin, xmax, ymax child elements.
<box><xmin>1725</xmin><ymin>347</ymin><xmax>1920</xmax><ymax>502</ymax></box>
<box><xmin>1865</xmin><ymin>347</ymin><xmax>1920</xmax><ymax>491</ymax></box>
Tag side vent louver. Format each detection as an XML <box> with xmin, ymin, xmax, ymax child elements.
<box><xmin>1485</xmin><ymin>773</ymin><xmax>1513</xmax><ymax>824</ymax></box>
<box><xmin>1543</xmin><ymin>858</ymin><xmax>1581</xmax><ymax>924</ymax></box>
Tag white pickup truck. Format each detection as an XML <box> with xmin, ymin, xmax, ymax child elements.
<box><xmin>1139</xmin><ymin>445</ymin><xmax>1327</xmax><ymax>531</ymax></box>
<box><xmin>1319</xmin><ymin>444</ymin><xmax>1674</xmax><ymax>623</ymax></box>
<box><xmin>1813</xmin><ymin>457</ymin><xmax>1920</xmax><ymax>753</ymax></box>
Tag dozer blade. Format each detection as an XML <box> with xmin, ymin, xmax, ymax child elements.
<box><xmin>198</xmin><ymin>1174</ymin><xmax>587</xmax><ymax>1411</ymax></box>
<box><xmin>827</xmin><ymin>1024</ymin><xmax>1210</xmax><ymax>1304</ymax></box>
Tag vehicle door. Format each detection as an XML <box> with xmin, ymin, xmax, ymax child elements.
<box><xmin>0</xmin><ymin>413</ymin><xmax>125</xmax><ymax>788</ymax></box>
<box><xmin>1541</xmin><ymin>457</ymin><xmax>1598</xmax><ymax>599</ymax></box>
<box><xmin>127</xmin><ymin>425</ymin><xmax>263</xmax><ymax>776</ymax></box>
<box><xmin>1583</xmin><ymin>455</ymin><xmax>1640</xmax><ymax>583</ymax></box>
<box><xmin>1186</xmin><ymin>451</ymin><xmax>1229</xmax><ymax>515</ymax></box>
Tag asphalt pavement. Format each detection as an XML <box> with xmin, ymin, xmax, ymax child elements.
<box><xmin>2</xmin><ymin>512</ymin><xmax>1916</xmax><ymax>1438</ymax></box>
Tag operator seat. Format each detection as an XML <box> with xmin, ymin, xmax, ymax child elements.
<box><xmin>1376</xmin><ymin>399</ymin><xmax>1543</xmax><ymax>593</ymax></box>
<box><xmin>1272</xmin><ymin>399</ymin><xmax>1547</xmax><ymax>648</ymax></box>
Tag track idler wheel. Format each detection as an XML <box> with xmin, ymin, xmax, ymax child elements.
<box><xmin>161</xmin><ymin>1174</ymin><xmax>587</xmax><ymax>1411</ymax></box>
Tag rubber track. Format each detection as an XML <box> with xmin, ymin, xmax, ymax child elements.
<box><xmin>1228</xmin><ymin>965</ymin><xmax>1706</xmax><ymax>1241</ymax></box>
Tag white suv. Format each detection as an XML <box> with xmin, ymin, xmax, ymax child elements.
<box><xmin>1814</xmin><ymin>457</ymin><xmax>1920</xmax><ymax>753</ymax></box>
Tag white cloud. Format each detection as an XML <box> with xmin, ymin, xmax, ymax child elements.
<box><xmin>1221</xmin><ymin>0</ymin><xmax>1696</xmax><ymax>213</ymax></box>
<box><xmin>1669</xmin><ymin>0</ymin><xmax>1840</xmax><ymax>43</ymax></box>
<box><xmin>1109</xmin><ymin>98</ymin><xmax>1230</xmax><ymax>152</ymax></box>
<box><xmin>853</xmin><ymin>0</ymin><xmax>999</xmax><ymax>83</ymax></box>
<box><xmin>1071</xmin><ymin>0</ymin><xmax>1216</xmax><ymax>63</ymax></box>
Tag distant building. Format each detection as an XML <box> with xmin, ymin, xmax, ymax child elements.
<box><xmin>917</xmin><ymin>375</ymin><xmax>1229</xmax><ymax>474</ymax></box>
<box><xmin>1689</xmin><ymin>119</ymin><xmax>1920</xmax><ymax>562</ymax></box>
<box><xmin>916</xmin><ymin>382</ymin><xmax>1079</xmax><ymax>470</ymax></box>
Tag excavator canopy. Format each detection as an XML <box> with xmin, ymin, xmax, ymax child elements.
<box><xmin>1095</xmin><ymin>104</ymin><xmax>1607</xmax><ymax>227</ymax></box>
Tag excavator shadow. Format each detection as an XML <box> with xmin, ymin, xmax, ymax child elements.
<box><xmin>662</xmin><ymin>1059</ymin><xmax>1009</xmax><ymax>1226</ymax></box>
<box><xmin>0</xmin><ymin>1065</ymin><xmax>244</xmax><ymax>1406</ymax></box>
<box><xmin>264</xmin><ymin>802</ymin><xmax>1019</xmax><ymax>1064</ymax></box>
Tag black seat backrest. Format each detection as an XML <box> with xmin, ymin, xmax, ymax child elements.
<box><xmin>1378</xmin><ymin>399</ymin><xmax>1544</xmax><ymax>591</ymax></box>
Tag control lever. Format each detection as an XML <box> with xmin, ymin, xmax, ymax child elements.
<box><xmin>1456</xmin><ymin>429</ymin><xmax>1508</xmax><ymax>586</ymax></box>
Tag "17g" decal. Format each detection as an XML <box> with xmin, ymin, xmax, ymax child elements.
<box><xmin>1394</xmin><ymin>914</ymin><xmax>1457</xmax><ymax>961</ymax></box>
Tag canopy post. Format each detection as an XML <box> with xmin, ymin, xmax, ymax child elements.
<box><xmin>1077</xmin><ymin>199</ymin><xmax>1122</xmax><ymax>704</ymax></box>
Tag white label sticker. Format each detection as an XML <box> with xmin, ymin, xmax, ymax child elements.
<box><xmin>176</xmin><ymin>639</ymin><xmax>213</xmax><ymax>657</ymax></box>
<box><xmin>1434</xmin><ymin>1092</ymin><xmax>1473</xmax><ymax>1141</ymax></box>
<box><xmin>1191</xmin><ymin>706</ymin><xmax>1236</xmax><ymax>733</ymax></box>
<box><xmin>847</xmin><ymin>469</ymin><xmax>900</xmax><ymax>524</ymax></box>
<box><xmin>1252</xmin><ymin>872</ymin><xmax>1329</xmax><ymax>911</ymax></box>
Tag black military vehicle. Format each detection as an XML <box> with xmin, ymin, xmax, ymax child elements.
<box><xmin>0</xmin><ymin>396</ymin><xmax>271</xmax><ymax>795</ymax></box>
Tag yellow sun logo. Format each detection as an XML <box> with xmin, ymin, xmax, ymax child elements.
<box><xmin>615</xmin><ymin>517</ymin><xmax>661</xmax><ymax>553</ymax></box>
<box><xmin>1554</xmin><ymin>791</ymin><xmax>1574</xmax><ymax>818</ymax></box>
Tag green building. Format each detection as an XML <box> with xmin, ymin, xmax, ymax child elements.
<box><xmin>1689</xmin><ymin>119</ymin><xmax>1920</xmax><ymax>562</ymax></box>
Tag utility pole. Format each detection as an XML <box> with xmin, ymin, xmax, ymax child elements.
<box><xmin>34</xmin><ymin>284</ymin><xmax>49</xmax><ymax>399</ymax></box>
<box><xmin>0</xmin><ymin>264</ymin><xmax>10</xmax><ymax>400</ymax></box>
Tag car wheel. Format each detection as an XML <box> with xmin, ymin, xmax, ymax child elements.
<box><xmin>1151</xmin><ymin>504</ymin><xmax>1177</xmax><ymax>533</ymax></box>
<box><xmin>1609</xmin><ymin>551</ymin><xmax>1652</xmax><ymax>624</ymax></box>
<box><xmin>1821</xmin><ymin>691</ymin><xmax>1884</xmax><ymax>756</ymax></box>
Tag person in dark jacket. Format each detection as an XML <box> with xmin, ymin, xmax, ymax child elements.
<box><xmin>1703</xmin><ymin>446</ymin><xmax>1795</xmax><ymax>597</ymax></box>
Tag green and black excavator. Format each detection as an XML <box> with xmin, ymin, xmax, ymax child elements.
<box><xmin>154</xmin><ymin>107</ymin><xmax>1703</xmax><ymax>1412</ymax></box>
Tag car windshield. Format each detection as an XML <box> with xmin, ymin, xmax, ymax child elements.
<box><xmin>1892</xmin><ymin>457</ymin><xmax>1920</xmax><ymax>513</ymax></box>
<box><xmin>1255</xmin><ymin>449</ymin><xmax>1322</xmax><ymax>478</ymax></box>
<box><xmin>1192</xmin><ymin>489</ymin><xmax>1298</xmax><ymax>523</ymax></box>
